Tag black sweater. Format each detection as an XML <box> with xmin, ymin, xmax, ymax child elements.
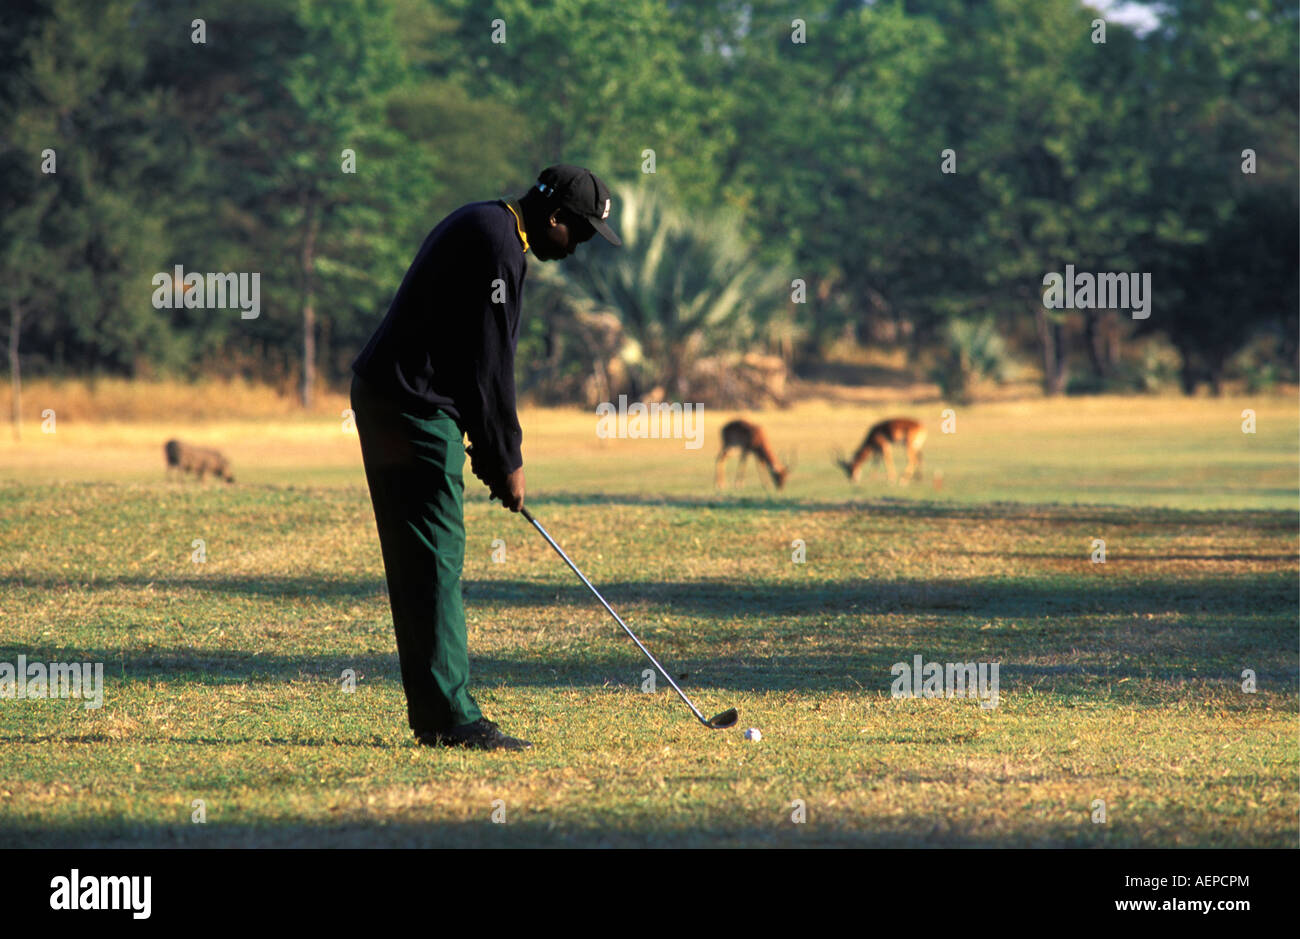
<box><xmin>352</xmin><ymin>200</ymin><xmax>527</xmax><ymax>475</ymax></box>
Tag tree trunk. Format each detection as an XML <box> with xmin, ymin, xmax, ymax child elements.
<box><xmin>1083</xmin><ymin>310</ymin><xmax>1109</xmax><ymax>378</ymax></box>
<box><xmin>9</xmin><ymin>302</ymin><xmax>20</xmax><ymax>441</ymax></box>
<box><xmin>319</xmin><ymin>313</ymin><xmax>331</xmax><ymax>390</ymax></box>
<box><xmin>300</xmin><ymin>200</ymin><xmax>320</xmax><ymax>409</ymax></box>
<box><xmin>1177</xmin><ymin>344</ymin><xmax>1199</xmax><ymax>395</ymax></box>
<box><xmin>1103</xmin><ymin>312</ymin><xmax>1120</xmax><ymax>371</ymax></box>
<box><xmin>1087</xmin><ymin>310</ymin><xmax>1121</xmax><ymax>377</ymax></box>
<box><xmin>1207</xmin><ymin>351</ymin><xmax>1226</xmax><ymax>397</ymax></box>
<box><xmin>1034</xmin><ymin>305</ymin><xmax>1068</xmax><ymax>395</ymax></box>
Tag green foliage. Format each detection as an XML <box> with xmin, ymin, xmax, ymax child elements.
<box><xmin>1</xmin><ymin>0</ymin><xmax>186</xmax><ymax>374</ymax></box>
<box><xmin>0</xmin><ymin>0</ymin><xmax>1295</xmax><ymax>398</ymax></box>
<box><xmin>706</xmin><ymin>0</ymin><xmax>945</xmax><ymax>344</ymax></box>
<box><xmin>928</xmin><ymin>316</ymin><xmax>1015</xmax><ymax>402</ymax></box>
<box><xmin>1125</xmin><ymin>0</ymin><xmax>1299</xmax><ymax>393</ymax></box>
<box><xmin>1065</xmin><ymin>341</ymin><xmax>1183</xmax><ymax>396</ymax></box>
<box><xmin>1235</xmin><ymin>333</ymin><xmax>1292</xmax><ymax>394</ymax></box>
<box><xmin>443</xmin><ymin>0</ymin><xmax>725</xmax><ymax>200</ymax></box>
<box><xmin>529</xmin><ymin>182</ymin><xmax>793</xmax><ymax>399</ymax></box>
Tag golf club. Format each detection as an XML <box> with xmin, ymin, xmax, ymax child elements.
<box><xmin>520</xmin><ymin>507</ymin><xmax>738</xmax><ymax>730</ymax></box>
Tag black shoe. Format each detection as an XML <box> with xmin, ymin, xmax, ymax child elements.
<box><xmin>416</xmin><ymin>718</ymin><xmax>533</xmax><ymax>751</ymax></box>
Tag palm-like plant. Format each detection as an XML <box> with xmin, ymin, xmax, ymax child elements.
<box><xmin>531</xmin><ymin>182</ymin><xmax>792</xmax><ymax>401</ymax></box>
<box><xmin>928</xmin><ymin>316</ymin><xmax>1016</xmax><ymax>403</ymax></box>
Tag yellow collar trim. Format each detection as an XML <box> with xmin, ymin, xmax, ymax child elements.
<box><xmin>504</xmin><ymin>201</ymin><xmax>529</xmax><ymax>254</ymax></box>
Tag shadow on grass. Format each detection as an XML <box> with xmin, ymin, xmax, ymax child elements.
<box><xmin>459</xmin><ymin>573</ymin><xmax>1299</xmax><ymax>618</ymax></box>
<box><xmin>4</xmin><ymin>809</ymin><xmax>1291</xmax><ymax>848</ymax></box>
<box><xmin>0</xmin><ymin>572</ymin><xmax>386</xmax><ymax>600</ymax></box>
<box><xmin>0</xmin><ymin>557</ymin><xmax>1295</xmax><ymax>700</ymax></box>
<box><xmin>520</xmin><ymin>491</ymin><xmax>1300</xmax><ymax>528</ymax></box>
<box><xmin>944</xmin><ymin>550</ymin><xmax>1299</xmax><ymax>562</ymax></box>
<box><xmin>0</xmin><ymin>568</ymin><xmax>1294</xmax><ymax>614</ymax></box>
<box><xmin>0</xmin><ymin>816</ymin><xmax>1254</xmax><ymax>849</ymax></box>
<box><xmin>0</xmin><ymin>624</ymin><xmax>1293</xmax><ymax>696</ymax></box>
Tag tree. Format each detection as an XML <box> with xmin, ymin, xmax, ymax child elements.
<box><xmin>0</xmin><ymin>0</ymin><xmax>183</xmax><ymax>385</ymax></box>
<box><xmin>1130</xmin><ymin>0</ymin><xmax>1299</xmax><ymax>393</ymax></box>
<box><xmin>158</xmin><ymin>0</ymin><xmax>432</xmax><ymax>406</ymax></box>
<box><xmin>704</xmin><ymin>0</ymin><xmax>944</xmax><ymax>352</ymax></box>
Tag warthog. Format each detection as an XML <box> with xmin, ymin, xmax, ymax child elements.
<box><xmin>164</xmin><ymin>439</ymin><xmax>235</xmax><ymax>483</ymax></box>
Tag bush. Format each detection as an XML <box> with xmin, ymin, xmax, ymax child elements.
<box><xmin>927</xmin><ymin>317</ymin><xmax>1014</xmax><ymax>402</ymax></box>
<box><xmin>528</xmin><ymin>182</ymin><xmax>794</xmax><ymax>404</ymax></box>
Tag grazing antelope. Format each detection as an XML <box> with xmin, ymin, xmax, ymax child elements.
<box><xmin>836</xmin><ymin>418</ymin><xmax>926</xmax><ymax>484</ymax></box>
<box><xmin>716</xmin><ymin>419</ymin><xmax>790</xmax><ymax>490</ymax></box>
<box><xmin>164</xmin><ymin>439</ymin><xmax>235</xmax><ymax>483</ymax></box>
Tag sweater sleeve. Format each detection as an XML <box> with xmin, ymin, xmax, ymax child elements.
<box><xmin>459</xmin><ymin>250</ymin><xmax>524</xmax><ymax>478</ymax></box>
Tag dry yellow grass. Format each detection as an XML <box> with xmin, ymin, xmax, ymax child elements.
<box><xmin>1</xmin><ymin>376</ymin><xmax>351</xmax><ymax>425</ymax></box>
<box><xmin>1</xmin><ymin>386</ymin><xmax>1295</xmax><ymax>512</ymax></box>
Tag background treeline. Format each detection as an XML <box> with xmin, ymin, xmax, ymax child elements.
<box><xmin>0</xmin><ymin>0</ymin><xmax>1295</xmax><ymax>409</ymax></box>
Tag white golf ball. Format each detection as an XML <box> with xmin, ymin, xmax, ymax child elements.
<box><xmin>744</xmin><ymin>727</ymin><xmax>762</xmax><ymax>741</ymax></box>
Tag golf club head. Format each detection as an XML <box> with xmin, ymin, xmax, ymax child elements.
<box><xmin>706</xmin><ymin>708</ymin><xmax>739</xmax><ymax>729</ymax></box>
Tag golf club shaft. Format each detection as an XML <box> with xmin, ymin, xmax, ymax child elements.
<box><xmin>520</xmin><ymin>507</ymin><xmax>710</xmax><ymax>724</ymax></box>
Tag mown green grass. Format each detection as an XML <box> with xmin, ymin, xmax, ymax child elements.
<box><xmin>0</xmin><ymin>395</ymin><xmax>1295</xmax><ymax>847</ymax></box>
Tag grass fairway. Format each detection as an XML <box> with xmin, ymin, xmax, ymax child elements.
<box><xmin>0</xmin><ymin>394</ymin><xmax>1296</xmax><ymax>847</ymax></box>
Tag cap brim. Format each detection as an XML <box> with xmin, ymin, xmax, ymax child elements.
<box><xmin>587</xmin><ymin>216</ymin><xmax>621</xmax><ymax>246</ymax></box>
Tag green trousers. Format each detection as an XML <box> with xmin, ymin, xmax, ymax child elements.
<box><xmin>351</xmin><ymin>372</ymin><xmax>483</xmax><ymax>733</ymax></box>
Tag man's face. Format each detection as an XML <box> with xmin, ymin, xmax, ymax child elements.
<box><xmin>534</xmin><ymin>207</ymin><xmax>595</xmax><ymax>261</ymax></box>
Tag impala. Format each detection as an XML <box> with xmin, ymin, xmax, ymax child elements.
<box><xmin>836</xmin><ymin>418</ymin><xmax>926</xmax><ymax>484</ymax></box>
<box><xmin>716</xmin><ymin>419</ymin><xmax>790</xmax><ymax>490</ymax></box>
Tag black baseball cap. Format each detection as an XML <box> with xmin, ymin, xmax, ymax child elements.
<box><xmin>536</xmin><ymin>164</ymin><xmax>622</xmax><ymax>246</ymax></box>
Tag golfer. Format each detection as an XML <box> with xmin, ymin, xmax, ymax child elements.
<box><xmin>350</xmin><ymin>165</ymin><xmax>621</xmax><ymax>751</ymax></box>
